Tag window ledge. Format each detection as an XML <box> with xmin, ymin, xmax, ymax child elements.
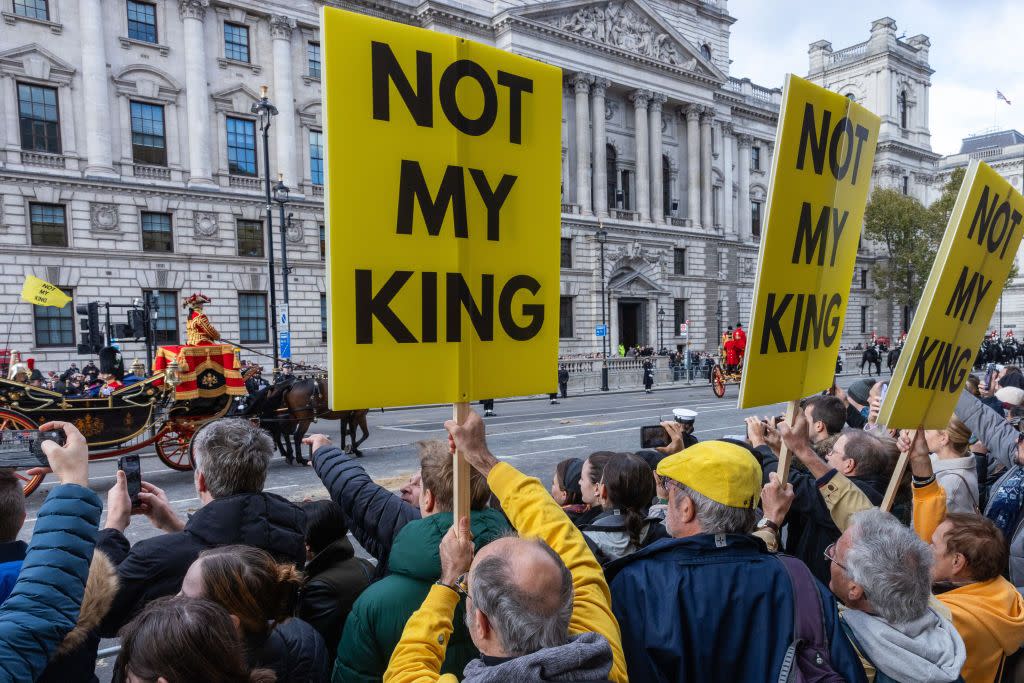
<box><xmin>302</xmin><ymin>74</ymin><xmax>322</xmax><ymax>85</ymax></box>
<box><xmin>2</xmin><ymin>11</ymin><xmax>62</xmax><ymax>33</ymax></box>
<box><xmin>119</xmin><ymin>36</ymin><xmax>170</xmax><ymax>56</ymax></box>
<box><xmin>217</xmin><ymin>57</ymin><xmax>261</xmax><ymax>74</ymax></box>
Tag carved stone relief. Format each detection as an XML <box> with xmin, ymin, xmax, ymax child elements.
<box><xmin>90</xmin><ymin>203</ymin><xmax>119</xmax><ymax>231</ymax></box>
<box><xmin>193</xmin><ymin>212</ymin><xmax>219</xmax><ymax>238</ymax></box>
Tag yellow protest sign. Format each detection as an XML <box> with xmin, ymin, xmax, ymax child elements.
<box><xmin>739</xmin><ymin>75</ymin><xmax>880</xmax><ymax>408</ymax></box>
<box><xmin>20</xmin><ymin>275</ymin><xmax>70</xmax><ymax>308</ymax></box>
<box><xmin>321</xmin><ymin>8</ymin><xmax>562</xmax><ymax>409</ymax></box>
<box><xmin>880</xmin><ymin>160</ymin><xmax>1024</xmax><ymax>428</ymax></box>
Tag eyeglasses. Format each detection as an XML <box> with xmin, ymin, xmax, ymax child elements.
<box><xmin>823</xmin><ymin>543</ymin><xmax>848</xmax><ymax>572</ymax></box>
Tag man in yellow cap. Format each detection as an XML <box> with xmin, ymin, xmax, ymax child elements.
<box><xmin>605</xmin><ymin>440</ymin><xmax>867</xmax><ymax>683</ymax></box>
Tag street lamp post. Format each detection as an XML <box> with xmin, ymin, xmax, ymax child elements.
<box><xmin>657</xmin><ymin>306</ymin><xmax>665</xmax><ymax>353</ymax></box>
<box><xmin>596</xmin><ymin>228</ymin><xmax>609</xmax><ymax>392</ymax></box>
<box><xmin>273</xmin><ymin>175</ymin><xmax>291</xmax><ymax>361</ymax></box>
<box><xmin>251</xmin><ymin>86</ymin><xmax>280</xmax><ymax>370</ymax></box>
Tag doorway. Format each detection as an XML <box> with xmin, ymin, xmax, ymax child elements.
<box><xmin>618</xmin><ymin>299</ymin><xmax>646</xmax><ymax>350</ymax></box>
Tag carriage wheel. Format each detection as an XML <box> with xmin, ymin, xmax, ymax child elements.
<box><xmin>155</xmin><ymin>424</ymin><xmax>196</xmax><ymax>471</ymax></box>
<box><xmin>711</xmin><ymin>365</ymin><xmax>727</xmax><ymax>398</ymax></box>
<box><xmin>0</xmin><ymin>410</ymin><xmax>46</xmax><ymax>497</ymax></box>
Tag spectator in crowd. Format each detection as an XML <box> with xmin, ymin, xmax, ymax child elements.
<box><xmin>550</xmin><ymin>458</ymin><xmax>587</xmax><ymax>520</ymax></box>
<box><xmin>298</xmin><ymin>501</ymin><xmax>374</xmax><ymax>654</ymax></box>
<box><xmin>576</xmin><ymin>451</ymin><xmax>616</xmax><ymax>527</ymax></box>
<box><xmin>0</xmin><ymin>470</ymin><xmax>26</xmax><ymax>604</ymax></box>
<box><xmin>606</xmin><ymin>440</ymin><xmax>866</xmax><ymax>682</ymax></box>
<box><xmin>334</xmin><ymin>440</ymin><xmax>511</xmax><ymax>683</ymax></box>
<box><xmin>306</xmin><ymin>433</ymin><xmax>420</xmax><ymax>577</ymax></box>
<box><xmin>841</xmin><ymin>378</ymin><xmax>876</xmax><ymax>429</ymax></box>
<box><xmin>0</xmin><ymin>422</ymin><xmax>102</xmax><ymax>683</ymax></box>
<box><xmin>98</xmin><ymin>418</ymin><xmax>307</xmax><ymax>635</ymax></box>
<box><xmin>180</xmin><ymin>545</ymin><xmax>329</xmax><ymax>681</ymax></box>
<box><xmin>966</xmin><ymin>375</ymin><xmax>981</xmax><ymax>397</ymax></box>
<box><xmin>802</xmin><ymin>395</ymin><xmax>848</xmax><ymax>458</ymax></box>
<box><xmin>925</xmin><ymin>415</ymin><xmax>980</xmax><ymax>513</ymax></box>
<box><xmin>115</xmin><ymin>596</ymin><xmax>276</xmax><ymax>683</ymax></box>
<box><xmin>384</xmin><ymin>409</ymin><xmax>627</xmax><ymax>683</ymax></box>
<box><xmin>579</xmin><ymin>454</ymin><xmax>656</xmax><ymax>563</ymax></box>
<box><xmin>749</xmin><ymin>416</ymin><xmax>888</xmax><ymax>584</ymax></box>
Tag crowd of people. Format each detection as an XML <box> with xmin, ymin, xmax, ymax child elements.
<box><xmin>7</xmin><ymin>365</ymin><xmax>1024</xmax><ymax>682</ymax></box>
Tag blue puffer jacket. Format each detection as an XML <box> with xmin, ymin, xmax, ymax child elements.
<box><xmin>0</xmin><ymin>484</ymin><xmax>102</xmax><ymax>683</ymax></box>
<box><xmin>606</xmin><ymin>533</ymin><xmax>867</xmax><ymax>683</ymax></box>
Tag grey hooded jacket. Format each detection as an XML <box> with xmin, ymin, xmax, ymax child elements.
<box><xmin>461</xmin><ymin>632</ymin><xmax>613</xmax><ymax>682</ymax></box>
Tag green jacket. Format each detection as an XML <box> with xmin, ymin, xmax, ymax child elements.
<box><xmin>331</xmin><ymin>508</ymin><xmax>510</xmax><ymax>683</ymax></box>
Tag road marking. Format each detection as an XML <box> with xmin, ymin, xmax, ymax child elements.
<box><xmin>525</xmin><ymin>434</ymin><xmax>577</xmax><ymax>442</ymax></box>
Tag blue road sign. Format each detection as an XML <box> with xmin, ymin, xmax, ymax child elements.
<box><xmin>279</xmin><ymin>331</ymin><xmax>291</xmax><ymax>360</ymax></box>
<box><xmin>595</xmin><ymin>324</ymin><xmax>607</xmax><ymax>338</ymax></box>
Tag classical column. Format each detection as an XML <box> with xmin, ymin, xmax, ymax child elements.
<box><xmin>591</xmin><ymin>78</ymin><xmax>609</xmax><ymax>217</ymax></box>
<box><xmin>683</xmin><ymin>105</ymin><xmax>701</xmax><ymax>223</ymax></box>
<box><xmin>631</xmin><ymin>90</ymin><xmax>651</xmax><ymax>222</ymax></box>
<box><xmin>737</xmin><ymin>133</ymin><xmax>752</xmax><ymax>240</ymax></box>
<box><xmin>180</xmin><ymin>0</ymin><xmax>214</xmax><ymax>186</ymax></box>
<box><xmin>1</xmin><ymin>77</ymin><xmax>20</xmax><ymax>153</ymax></box>
<box><xmin>700</xmin><ymin>110</ymin><xmax>714</xmax><ymax>229</ymax></box>
<box><xmin>648</xmin><ymin>93</ymin><xmax>666</xmax><ymax>223</ymax></box>
<box><xmin>270</xmin><ymin>15</ymin><xmax>298</xmax><ymax>187</ymax></box>
<box><xmin>721</xmin><ymin>123</ymin><xmax>735</xmax><ymax>236</ymax></box>
<box><xmin>79</xmin><ymin>0</ymin><xmax>115</xmax><ymax>176</ymax></box>
<box><xmin>766</xmin><ymin>141</ymin><xmax>775</xmax><ymax>178</ymax></box>
<box><xmin>573</xmin><ymin>74</ymin><xmax>592</xmax><ymax>214</ymax></box>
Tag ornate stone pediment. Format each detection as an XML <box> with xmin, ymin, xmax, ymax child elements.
<box><xmin>608</xmin><ymin>267</ymin><xmax>663</xmax><ymax>294</ymax></box>
<box><xmin>0</xmin><ymin>44</ymin><xmax>76</xmax><ymax>84</ymax></box>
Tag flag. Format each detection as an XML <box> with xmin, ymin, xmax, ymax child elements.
<box><xmin>20</xmin><ymin>275</ymin><xmax>70</xmax><ymax>308</ymax></box>
<box><xmin>997</xmin><ymin>90</ymin><xmax>1012</xmax><ymax>105</ymax></box>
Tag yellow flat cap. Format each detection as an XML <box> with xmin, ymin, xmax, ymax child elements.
<box><xmin>656</xmin><ymin>441</ymin><xmax>762</xmax><ymax>509</ymax></box>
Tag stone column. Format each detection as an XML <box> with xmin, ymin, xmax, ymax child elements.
<box><xmin>631</xmin><ymin>90</ymin><xmax>651</xmax><ymax>222</ymax></box>
<box><xmin>737</xmin><ymin>133</ymin><xmax>752</xmax><ymax>240</ymax></box>
<box><xmin>180</xmin><ymin>0</ymin><xmax>214</xmax><ymax>186</ymax></box>
<box><xmin>649</xmin><ymin>93</ymin><xmax>666</xmax><ymax>223</ymax></box>
<box><xmin>683</xmin><ymin>105</ymin><xmax>700</xmax><ymax>223</ymax></box>
<box><xmin>766</xmin><ymin>141</ymin><xmax>775</xmax><ymax>178</ymax></box>
<box><xmin>270</xmin><ymin>15</ymin><xmax>298</xmax><ymax>188</ymax></box>
<box><xmin>2</xmin><ymin>77</ymin><xmax>19</xmax><ymax>154</ymax></box>
<box><xmin>573</xmin><ymin>74</ymin><xmax>592</xmax><ymax>214</ymax></box>
<box><xmin>591</xmin><ymin>78</ymin><xmax>609</xmax><ymax>217</ymax></box>
<box><xmin>700</xmin><ymin>110</ymin><xmax>713</xmax><ymax>229</ymax></box>
<box><xmin>79</xmin><ymin>0</ymin><xmax>115</xmax><ymax>176</ymax></box>
<box><xmin>721</xmin><ymin>123</ymin><xmax>735</xmax><ymax>236</ymax></box>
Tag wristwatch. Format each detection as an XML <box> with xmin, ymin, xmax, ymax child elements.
<box><xmin>756</xmin><ymin>518</ymin><xmax>780</xmax><ymax>534</ymax></box>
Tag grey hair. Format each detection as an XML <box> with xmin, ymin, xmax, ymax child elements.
<box><xmin>672</xmin><ymin>482</ymin><xmax>756</xmax><ymax>535</ymax></box>
<box><xmin>467</xmin><ymin>538</ymin><xmax>574</xmax><ymax>657</ymax></box>
<box><xmin>191</xmin><ymin>418</ymin><xmax>272</xmax><ymax>498</ymax></box>
<box><xmin>845</xmin><ymin>508</ymin><xmax>932</xmax><ymax>624</ymax></box>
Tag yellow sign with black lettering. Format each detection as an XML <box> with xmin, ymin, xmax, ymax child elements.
<box><xmin>880</xmin><ymin>160</ymin><xmax>1024</xmax><ymax>428</ymax></box>
<box><xmin>321</xmin><ymin>8</ymin><xmax>562</xmax><ymax>409</ymax></box>
<box><xmin>739</xmin><ymin>75</ymin><xmax>880</xmax><ymax>409</ymax></box>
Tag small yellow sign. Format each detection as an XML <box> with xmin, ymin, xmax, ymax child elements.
<box><xmin>739</xmin><ymin>75</ymin><xmax>880</xmax><ymax>409</ymax></box>
<box><xmin>20</xmin><ymin>275</ymin><xmax>70</xmax><ymax>308</ymax></box>
<box><xmin>881</xmin><ymin>160</ymin><xmax>1024</xmax><ymax>428</ymax></box>
<box><xmin>321</xmin><ymin>8</ymin><xmax>562</xmax><ymax>409</ymax></box>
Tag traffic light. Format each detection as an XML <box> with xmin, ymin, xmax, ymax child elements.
<box><xmin>128</xmin><ymin>309</ymin><xmax>147</xmax><ymax>338</ymax></box>
<box><xmin>76</xmin><ymin>302</ymin><xmax>103</xmax><ymax>354</ymax></box>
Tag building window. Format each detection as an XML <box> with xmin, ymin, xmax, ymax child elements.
<box><xmin>226</xmin><ymin>116</ymin><xmax>257</xmax><ymax>176</ymax></box>
<box><xmin>307</xmin><ymin>42</ymin><xmax>321</xmax><ymax>78</ymax></box>
<box><xmin>751</xmin><ymin>146</ymin><xmax>761</xmax><ymax>171</ymax></box>
<box><xmin>309</xmin><ymin>130</ymin><xmax>324</xmax><ymax>185</ymax></box>
<box><xmin>141</xmin><ymin>212</ymin><xmax>173</xmax><ymax>252</ymax></box>
<box><xmin>559</xmin><ymin>296</ymin><xmax>574</xmax><ymax>338</ymax></box>
<box><xmin>662</xmin><ymin>155</ymin><xmax>672</xmax><ymax>216</ymax></box>
<box><xmin>144</xmin><ymin>289</ymin><xmax>179</xmax><ymax>344</ymax></box>
<box><xmin>673</xmin><ymin>248</ymin><xmax>686</xmax><ymax>275</ymax></box>
<box><xmin>126</xmin><ymin>1</ymin><xmax>157</xmax><ymax>43</ymax></box>
<box><xmin>606</xmin><ymin>144</ymin><xmax>617</xmax><ymax>209</ymax></box>
<box><xmin>236</xmin><ymin>219</ymin><xmax>264</xmax><ymax>257</ymax></box>
<box><xmin>29</xmin><ymin>202</ymin><xmax>67</xmax><ymax>247</ymax></box>
<box><xmin>224</xmin><ymin>22</ymin><xmax>250</xmax><ymax>63</ymax></box>
<box><xmin>751</xmin><ymin>200</ymin><xmax>763</xmax><ymax>237</ymax></box>
<box><xmin>13</xmin><ymin>0</ymin><xmax>48</xmax><ymax>20</ymax></box>
<box><xmin>621</xmin><ymin>169</ymin><xmax>632</xmax><ymax>210</ymax></box>
<box><xmin>673</xmin><ymin>299</ymin><xmax>687</xmax><ymax>332</ymax></box>
<box><xmin>320</xmin><ymin>294</ymin><xmax>328</xmax><ymax>343</ymax></box>
<box><xmin>700</xmin><ymin>43</ymin><xmax>712</xmax><ymax>61</ymax></box>
<box><xmin>861</xmin><ymin>268</ymin><xmax>868</xmax><ymax>289</ymax></box>
<box><xmin>898</xmin><ymin>90</ymin><xmax>908</xmax><ymax>129</ymax></box>
<box><xmin>239</xmin><ymin>293</ymin><xmax>268</xmax><ymax>343</ymax></box>
<box><xmin>860</xmin><ymin>305</ymin><xmax>868</xmax><ymax>334</ymax></box>
<box><xmin>560</xmin><ymin>237</ymin><xmax>572</xmax><ymax>269</ymax></box>
<box><xmin>902</xmin><ymin>175</ymin><xmax>909</xmax><ymax>195</ymax></box>
<box><xmin>34</xmin><ymin>287</ymin><xmax>73</xmax><ymax>347</ymax></box>
<box><xmin>319</xmin><ymin>223</ymin><xmax>326</xmax><ymax>261</ymax></box>
<box><xmin>17</xmin><ymin>83</ymin><xmax>60</xmax><ymax>154</ymax></box>
<box><xmin>130</xmin><ymin>101</ymin><xmax>166</xmax><ymax>166</ymax></box>
<box><xmin>712</xmin><ymin>187</ymin><xmax>720</xmax><ymax>226</ymax></box>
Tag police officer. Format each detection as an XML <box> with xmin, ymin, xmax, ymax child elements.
<box><xmin>558</xmin><ymin>365</ymin><xmax>570</xmax><ymax>399</ymax></box>
<box><xmin>642</xmin><ymin>359</ymin><xmax>655</xmax><ymax>394</ymax></box>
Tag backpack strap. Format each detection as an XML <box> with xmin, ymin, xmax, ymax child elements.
<box><xmin>776</xmin><ymin>554</ymin><xmax>832</xmax><ymax>683</ymax></box>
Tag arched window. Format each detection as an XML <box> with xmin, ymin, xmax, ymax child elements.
<box><xmin>606</xmin><ymin>144</ymin><xmax>618</xmax><ymax>208</ymax></box>
<box><xmin>898</xmin><ymin>90</ymin><xmax>908</xmax><ymax>129</ymax></box>
<box><xmin>700</xmin><ymin>44</ymin><xmax>712</xmax><ymax>61</ymax></box>
<box><xmin>662</xmin><ymin>155</ymin><xmax>672</xmax><ymax>216</ymax></box>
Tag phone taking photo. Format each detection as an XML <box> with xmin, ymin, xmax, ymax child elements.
<box><xmin>640</xmin><ymin>425</ymin><xmax>671</xmax><ymax>449</ymax></box>
<box><xmin>118</xmin><ymin>455</ymin><xmax>142</xmax><ymax>508</ymax></box>
<box><xmin>0</xmin><ymin>429</ymin><xmax>65</xmax><ymax>469</ymax></box>
<box><xmin>880</xmin><ymin>382</ymin><xmax>889</xmax><ymax>403</ymax></box>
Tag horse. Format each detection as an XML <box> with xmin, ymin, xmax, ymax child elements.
<box><xmin>274</xmin><ymin>377</ymin><xmax>371</xmax><ymax>462</ymax></box>
<box><xmin>887</xmin><ymin>345</ymin><xmax>902</xmax><ymax>373</ymax></box>
<box><xmin>860</xmin><ymin>345</ymin><xmax>882</xmax><ymax>375</ymax></box>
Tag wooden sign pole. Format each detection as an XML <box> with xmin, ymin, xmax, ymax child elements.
<box><xmin>452</xmin><ymin>402</ymin><xmax>471</xmax><ymax>536</ymax></box>
<box><xmin>880</xmin><ymin>428</ymin><xmax>914</xmax><ymax>513</ymax></box>
<box><xmin>775</xmin><ymin>399</ymin><xmax>800</xmax><ymax>482</ymax></box>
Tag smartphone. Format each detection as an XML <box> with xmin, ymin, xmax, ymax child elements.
<box><xmin>118</xmin><ymin>455</ymin><xmax>142</xmax><ymax>508</ymax></box>
<box><xmin>640</xmin><ymin>425</ymin><xmax>671</xmax><ymax>449</ymax></box>
<box><xmin>0</xmin><ymin>429</ymin><xmax>65</xmax><ymax>468</ymax></box>
<box><xmin>880</xmin><ymin>382</ymin><xmax>889</xmax><ymax>403</ymax></box>
<box><xmin>984</xmin><ymin>365</ymin><xmax>997</xmax><ymax>391</ymax></box>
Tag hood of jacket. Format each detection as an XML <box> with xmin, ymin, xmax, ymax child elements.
<box><xmin>940</xmin><ymin>576</ymin><xmax>1024</xmax><ymax>655</ymax></box>
<box><xmin>185</xmin><ymin>491</ymin><xmax>307</xmax><ymax>568</ymax></box>
<box><xmin>842</xmin><ymin>607</ymin><xmax>966</xmax><ymax>683</ymax></box>
<box><xmin>388</xmin><ymin>509</ymin><xmax>510</xmax><ymax>581</ymax></box>
<box><xmin>305</xmin><ymin>537</ymin><xmax>356</xmax><ymax>577</ymax></box>
<box><xmin>461</xmin><ymin>632</ymin><xmax>613</xmax><ymax>682</ymax></box>
<box><xmin>56</xmin><ymin>550</ymin><xmax>119</xmax><ymax>656</ymax></box>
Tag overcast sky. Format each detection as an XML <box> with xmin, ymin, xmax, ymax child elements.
<box><xmin>727</xmin><ymin>0</ymin><xmax>1024</xmax><ymax>156</ymax></box>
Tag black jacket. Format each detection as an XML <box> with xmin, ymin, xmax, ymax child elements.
<box><xmin>249</xmin><ymin>618</ymin><xmax>330</xmax><ymax>683</ymax></box>
<box><xmin>752</xmin><ymin>445</ymin><xmax>883</xmax><ymax>584</ymax></box>
<box><xmin>297</xmin><ymin>538</ymin><xmax>374</xmax><ymax>653</ymax></box>
<box><xmin>312</xmin><ymin>445</ymin><xmax>420</xmax><ymax>576</ymax></box>
<box><xmin>97</xmin><ymin>491</ymin><xmax>307</xmax><ymax>636</ymax></box>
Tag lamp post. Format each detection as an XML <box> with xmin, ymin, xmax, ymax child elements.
<box><xmin>596</xmin><ymin>228</ymin><xmax>609</xmax><ymax>391</ymax></box>
<box><xmin>657</xmin><ymin>306</ymin><xmax>665</xmax><ymax>353</ymax></box>
<box><xmin>251</xmin><ymin>85</ymin><xmax>280</xmax><ymax>370</ymax></box>
<box><xmin>273</xmin><ymin>174</ymin><xmax>291</xmax><ymax>361</ymax></box>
